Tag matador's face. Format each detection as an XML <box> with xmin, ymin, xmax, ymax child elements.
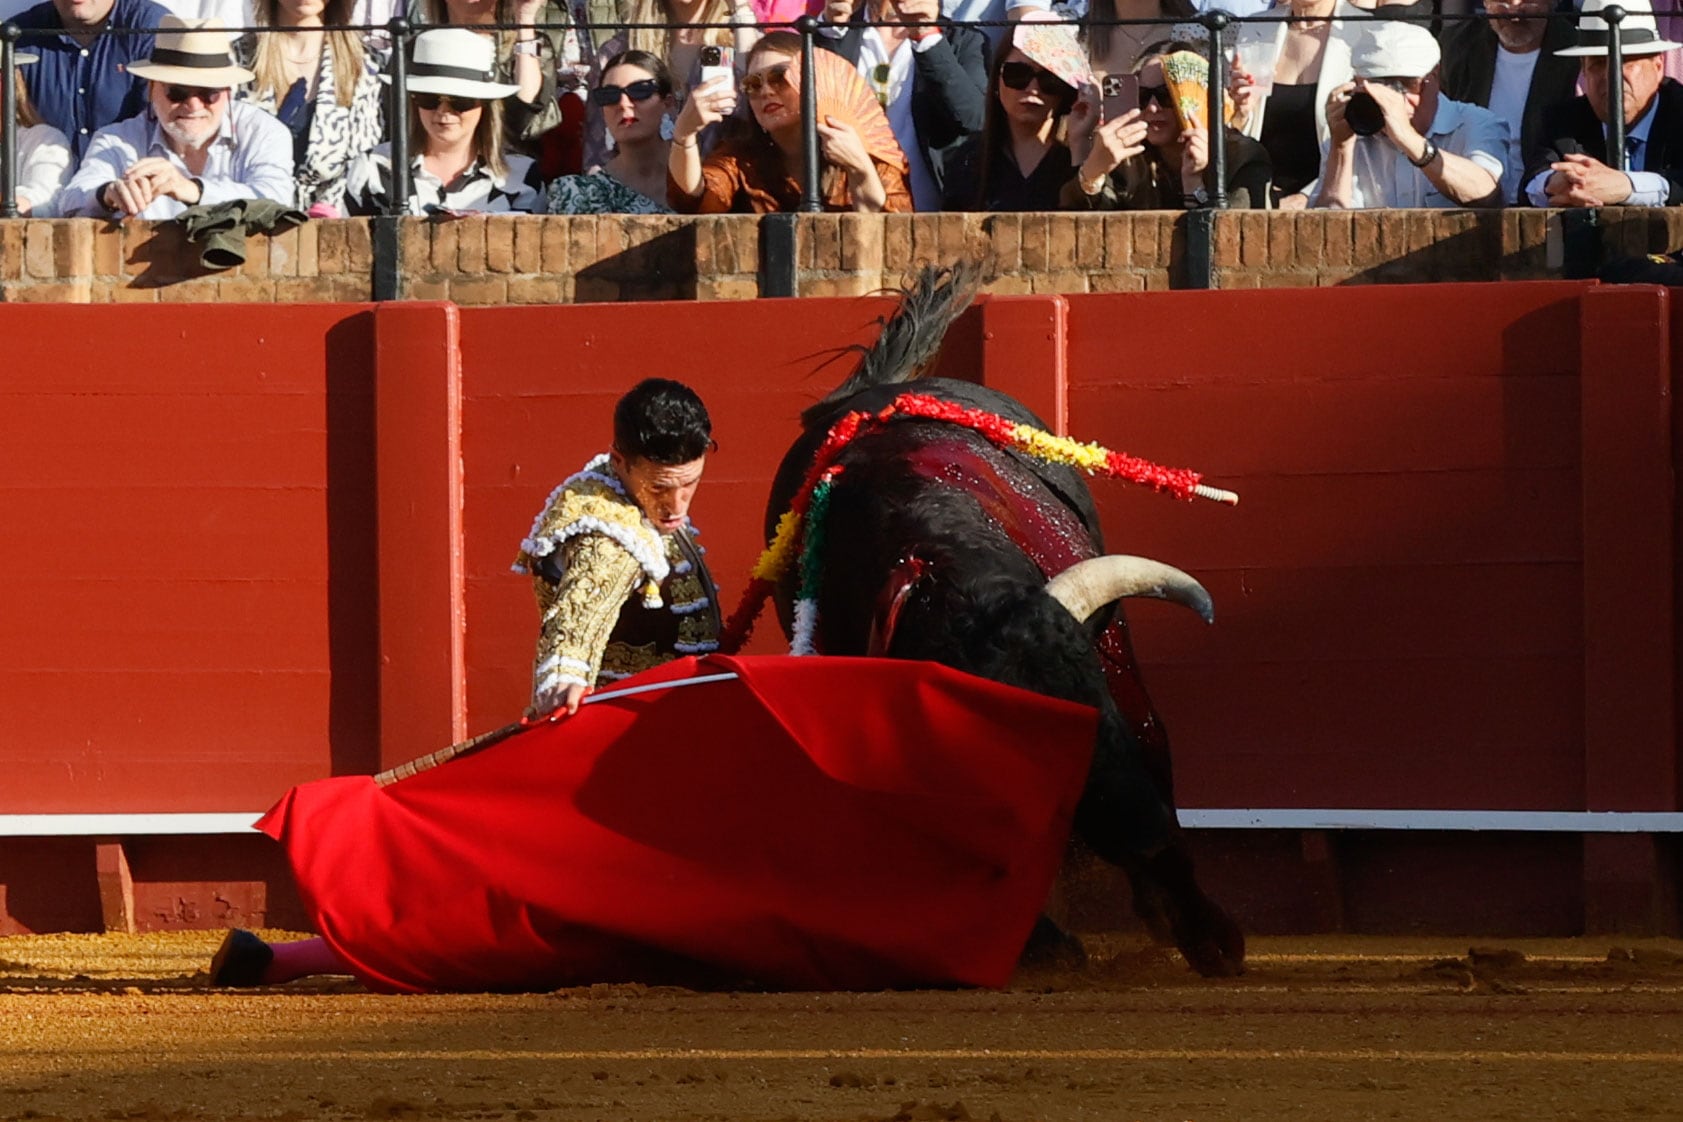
<box><xmin>613</xmin><ymin>452</ymin><xmax>707</xmax><ymax>535</ymax></box>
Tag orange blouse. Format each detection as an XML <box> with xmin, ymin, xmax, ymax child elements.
<box><xmin>669</xmin><ymin>141</ymin><xmax>913</xmax><ymax>214</ymax></box>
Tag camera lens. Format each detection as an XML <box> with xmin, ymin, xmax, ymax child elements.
<box><xmin>1345</xmin><ymin>91</ymin><xmax>1384</xmax><ymax>137</ymax></box>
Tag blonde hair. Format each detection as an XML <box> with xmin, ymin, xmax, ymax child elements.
<box><xmin>250</xmin><ymin>0</ymin><xmax>367</xmax><ymax>109</ymax></box>
<box><xmin>409</xmin><ymin>93</ymin><xmax>509</xmax><ymax>177</ymax></box>
<box><xmin>14</xmin><ymin>71</ymin><xmax>41</xmax><ymax>129</ymax></box>
<box><xmin>626</xmin><ymin>0</ymin><xmax>733</xmax><ymax>62</ymax></box>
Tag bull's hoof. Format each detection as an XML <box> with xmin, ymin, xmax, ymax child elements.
<box><xmin>1170</xmin><ymin>894</ymin><xmax>1246</xmax><ymax>978</ymax></box>
<box><xmin>209</xmin><ymin>928</ymin><xmax>274</xmax><ymax>987</ymax></box>
<box><xmin>1018</xmin><ymin>914</ymin><xmax>1089</xmax><ymax>972</ymax></box>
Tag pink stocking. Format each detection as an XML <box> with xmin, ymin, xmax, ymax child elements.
<box><xmin>262</xmin><ymin>937</ymin><xmax>352</xmax><ymax>983</ymax></box>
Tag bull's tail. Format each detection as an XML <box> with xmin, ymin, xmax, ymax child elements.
<box><xmin>799</xmin><ymin>262</ymin><xmax>982</xmax><ymax>429</ymax></box>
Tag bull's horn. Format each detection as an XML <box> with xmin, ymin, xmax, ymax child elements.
<box><xmin>1045</xmin><ymin>556</ymin><xmax>1214</xmax><ymax>625</ymax></box>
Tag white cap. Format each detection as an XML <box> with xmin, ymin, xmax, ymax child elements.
<box><xmin>1350</xmin><ymin>20</ymin><xmax>1442</xmax><ymax>79</ymax></box>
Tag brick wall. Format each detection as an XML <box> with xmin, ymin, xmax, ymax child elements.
<box><xmin>5</xmin><ymin>207</ymin><xmax>1683</xmax><ymax>303</ymax></box>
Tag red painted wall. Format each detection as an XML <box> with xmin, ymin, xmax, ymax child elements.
<box><xmin>0</xmin><ymin>305</ymin><xmax>381</xmax><ymax>815</ymax></box>
<box><xmin>0</xmin><ymin>283</ymin><xmax>1676</xmax><ymax>936</ymax></box>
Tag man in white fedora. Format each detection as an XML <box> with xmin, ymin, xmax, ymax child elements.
<box><xmin>1313</xmin><ymin>20</ymin><xmax>1507</xmax><ymax>208</ymax></box>
<box><xmin>1524</xmin><ymin>0</ymin><xmax>1683</xmax><ymax>207</ymax></box>
<box><xmin>58</xmin><ymin>16</ymin><xmax>294</xmax><ymax>220</ymax></box>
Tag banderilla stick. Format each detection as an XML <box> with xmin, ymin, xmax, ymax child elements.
<box><xmin>372</xmin><ymin>671</ymin><xmax>742</xmax><ymax>787</ymax></box>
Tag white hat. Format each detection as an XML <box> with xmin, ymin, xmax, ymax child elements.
<box><xmin>1557</xmin><ymin>0</ymin><xmax>1683</xmax><ymax>56</ymax></box>
<box><xmin>385</xmin><ymin>28</ymin><xmax>520</xmax><ymax>99</ymax></box>
<box><xmin>126</xmin><ymin>16</ymin><xmax>254</xmax><ymax>87</ymax></box>
<box><xmin>1350</xmin><ymin>20</ymin><xmax>1442</xmax><ymax>79</ymax></box>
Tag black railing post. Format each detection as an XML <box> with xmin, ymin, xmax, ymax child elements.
<box><xmin>1</xmin><ymin>23</ymin><xmax>18</xmax><ymax>219</ymax></box>
<box><xmin>796</xmin><ymin>14</ymin><xmax>822</xmax><ymax>212</ymax></box>
<box><xmin>388</xmin><ymin>16</ymin><xmax>413</xmax><ymax>215</ymax></box>
<box><xmin>1607</xmin><ymin>5</ymin><xmax>1627</xmax><ymax>173</ymax></box>
<box><xmin>1204</xmin><ymin>9</ymin><xmax>1229</xmax><ymax>209</ymax></box>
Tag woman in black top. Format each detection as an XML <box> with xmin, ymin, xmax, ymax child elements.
<box><xmin>941</xmin><ymin>32</ymin><xmax>1079</xmax><ymax>212</ymax></box>
<box><xmin>1065</xmin><ymin>39</ymin><xmax>1273</xmax><ymax>210</ymax></box>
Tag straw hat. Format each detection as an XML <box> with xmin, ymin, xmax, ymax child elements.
<box><xmin>1557</xmin><ymin>0</ymin><xmax>1683</xmax><ymax>57</ymax></box>
<box><xmin>126</xmin><ymin>16</ymin><xmax>255</xmax><ymax>87</ymax></box>
<box><xmin>384</xmin><ymin>28</ymin><xmax>520</xmax><ymax>99</ymax></box>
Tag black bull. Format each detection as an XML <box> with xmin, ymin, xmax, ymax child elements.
<box><xmin>763</xmin><ymin>296</ymin><xmax>1244</xmax><ymax>978</ymax></box>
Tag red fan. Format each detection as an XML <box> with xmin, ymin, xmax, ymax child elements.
<box><xmin>805</xmin><ymin>49</ymin><xmax>909</xmax><ymax>172</ymax></box>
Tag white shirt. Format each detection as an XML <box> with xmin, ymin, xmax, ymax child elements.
<box><xmin>855</xmin><ymin>26</ymin><xmax>944</xmax><ymax>212</ymax></box>
<box><xmin>1523</xmin><ymin>95</ymin><xmax>1671</xmax><ymax>206</ymax></box>
<box><xmin>59</xmin><ymin>99</ymin><xmax>296</xmax><ymax>220</ymax></box>
<box><xmin>1311</xmin><ymin>96</ymin><xmax>1508</xmax><ymax>208</ymax></box>
<box><xmin>18</xmin><ymin>122</ymin><xmax>72</xmax><ymax>217</ymax></box>
<box><xmin>1488</xmin><ymin>44</ymin><xmax>1539</xmax><ymax>198</ymax></box>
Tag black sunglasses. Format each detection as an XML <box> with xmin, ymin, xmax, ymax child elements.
<box><xmin>999</xmin><ymin>61</ymin><xmax>1074</xmax><ymax>100</ymax></box>
<box><xmin>590</xmin><ymin>79</ymin><xmax>664</xmax><ymax>106</ymax></box>
<box><xmin>412</xmin><ymin>92</ymin><xmax>485</xmax><ymax>112</ymax></box>
<box><xmin>1138</xmin><ymin>83</ymin><xmax>1172</xmax><ymax>110</ymax></box>
<box><xmin>163</xmin><ymin>84</ymin><xmax>225</xmax><ymax>104</ymax></box>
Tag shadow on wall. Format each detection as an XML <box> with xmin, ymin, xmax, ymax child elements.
<box><xmin>573</xmin><ymin>221</ymin><xmax>700</xmax><ymax>303</ymax></box>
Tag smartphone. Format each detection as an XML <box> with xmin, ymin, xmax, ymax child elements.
<box><xmin>698</xmin><ymin>45</ymin><xmax>735</xmax><ymax>90</ymax></box>
<box><xmin>1100</xmin><ymin>73</ymin><xmax>1138</xmax><ymax>123</ymax></box>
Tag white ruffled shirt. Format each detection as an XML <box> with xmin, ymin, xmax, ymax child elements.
<box><xmin>18</xmin><ymin>122</ymin><xmax>72</xmax><ymax>217</ymax></box>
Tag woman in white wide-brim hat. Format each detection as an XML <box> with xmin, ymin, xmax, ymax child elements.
<box><xmin>343</xmin><ymin>28</ymin><xmax>546</xmax><ymax>214</ymax></box>
<box><xmin>10</xmin><ymin>50</ymin><xmax>73</xmax><ymax>217</ymax></box>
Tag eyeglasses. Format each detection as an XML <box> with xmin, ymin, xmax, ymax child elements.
<box><xmin>163</xmin><ymin>85</ymin><xmax>226</xmax><ymax>105</ymax></box>
<box><xmin>1138</xmin><ymin>83</ymin><xmax>1171</xmax><ymax>110</ymax></box>
<box><xmin>740</xmin><ymin>63</ymin><xmax>793</xmax><ymax>99</ymax></box>
<box><xmin>589</xmin><ymin>79</ymin><xmax>664</xmax><ymax>106</ymax></box>
<box><xmin>412</xmin><ymin>93</ymin><xmax>485</xmax><ymax>112</ymax></box>
<box><xmin>998</xmin><ymin>61</ymin><xmax>1074</xmax><ymax>101</ymax></box>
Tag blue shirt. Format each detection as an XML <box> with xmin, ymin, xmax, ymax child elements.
<box><xmin>13</xmin><ymin>0</ymin><xmax>171</xmax><ymax>160</ymax></box>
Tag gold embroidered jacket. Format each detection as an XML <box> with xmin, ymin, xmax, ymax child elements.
<box><xmin>513</xmin><ymin>454</ymin><xmax>720</xmax><ymax>710</ymax></box>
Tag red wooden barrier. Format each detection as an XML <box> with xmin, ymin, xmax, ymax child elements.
<box><xmin>1</xmin><ymin>283</ymin><xmax>1678</xmax><ymax>937</ymax></box>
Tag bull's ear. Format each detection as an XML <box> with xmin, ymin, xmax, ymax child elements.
<box><xmin>1045</xmin><ymin>556</ymin><xmax>1214</xmax><ymax>625</ymax></box>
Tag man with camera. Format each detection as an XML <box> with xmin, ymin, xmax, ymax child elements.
<box><xmin>1522</xmin><ymin>0</ymin><xmax>1683</xmax><ymax>208</ymax></box>
<box><xmin>1313</xmin><ymin>20</ymin><xmax>1506</xmax><ymax>208</ymax></box>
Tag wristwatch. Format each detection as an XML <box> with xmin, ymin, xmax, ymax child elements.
<box><xmin>1183</xmin><ymin>186</ymin><xmax>1211</xmax><ymax>208</ymax></box>
<box><xmin>512</xmin><ymin>37</ymin><xmax>541</xmax><ymax>57</ymax></box>
<box><xmin>1409</xmin><ymin>139</ymin><xmax>1439</xmax><ymax>169</ymax></box>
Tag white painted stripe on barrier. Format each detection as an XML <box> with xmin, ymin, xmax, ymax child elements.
<box><xmin>0</xmin><ymin>813</ymin><xmax>264</xmax><ymax>837</ymax></box>
<box><xmin>1178</xmin><ymin>809</ymin><xmax>1683</xmax><ymax>832</ymax></box>
<box><xmin>4</xmin><ymin>808</ymin><xmax>1683</xmax><ymax>837</ymax></box>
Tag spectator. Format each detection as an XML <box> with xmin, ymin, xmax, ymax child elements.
<box><xmin>10</xmin><ymin>51</ymin><xmax>74</xmax><ymax>216</ymax></box>
<box><xmin>1227</xmin><ymin>0</ymin><xmax>1362</xmax><ymax>207</ymax></box>
<box><xmin>343</xmin><ymin>28</ymin><xmax>547</xmax><ymax>213</ymax></box>
<box><xmin>588</xmin><ymin>0</ymin><xmax>760</xmax><ymax>169</ymax></box>
<box><xmin>1439</xmin><ymin>0</ymin><xmax>1579</xmax><ymax>199</ymax></box>
<box><xmin>513</xmin><ymin>378</ymin><xmax>721</xmax><ymax>718</ymax></box>
<box><xmin>1064</xmin><ymin>38</ymin><xmax>1273</xmax><ymax>208</ymax></box>
<box><xmin>668</xmin><ymin>30</ymin><xmax>914</xmax><ymax>211</ymax></box>
<box><xmin>1080</xmin><ymin>0</ymin><xmax>1196</xmax><ymax>78</ymax></box>
<box><xmin>940</xmin><ymin>29</ymin><xmax>1079</xmax><ymax>209</ymax></box>
<box><xmin>414</xmin><ymin>0</ymin><xmax>572</xmax><ymax>151</ymax></box>
<box><xmin>817</xmin><ymin>0</ymin><xmax>990</xmax><ymax>210</ymax></box>
<box><xmin>10</xmin><ymin>0</ymin><xmax>170</xmax><ymax>160</ymax></box>
<box><xmin>547</xmin><ymin>49</ymin><xmax>677</xmax><ymax>212</ymax></box>
<box><xmin>58</xmin><ymin>17</ymin><xmax>296</xmax><ymax>219</ymax></box>
<box><xmin>1313</xmin><ymin>20</ymin><xmax>1505</xmax><ymax>207</ymax></box>
<box><xmin>1524</xmin><ymin>0</ymin><xmax>1683</xmax><ymax>207</ymax></box>
<box><xmin>236</xmin><ymin>0</ymin><xmax>386</xmax><ymax>213</ymax></box>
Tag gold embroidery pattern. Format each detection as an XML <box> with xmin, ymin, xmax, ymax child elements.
<box><xmin>531</xmin><ymin>533</ymin><xmax>642</xmax><ymax>704</ymax></box>
<box><xmin>600</xmin><ymin>640</ymin><xmax>671</xmax><ymax>680</ymax></box>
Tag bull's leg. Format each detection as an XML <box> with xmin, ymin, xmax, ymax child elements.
<box><xmin>1018</xmin><ymin>913</ymin><xmax>1088</xmax><ymax>971</ymax></box>
<box><xmin>1072</xmin><ymin>722</ymin><xmax>1245</xmax><ymax>978</ymax></box>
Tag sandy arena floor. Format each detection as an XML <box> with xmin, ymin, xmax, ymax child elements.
<box><xmin>3</xmin><ymin>930</ymin><xmax>1682</xmax><ymax>1122</ymax></box>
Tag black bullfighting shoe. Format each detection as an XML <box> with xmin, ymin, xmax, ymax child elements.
<box><xmin>209</xmin><ymin>928</ymin><xmax>275</xmax><ymax>987</ymax></box>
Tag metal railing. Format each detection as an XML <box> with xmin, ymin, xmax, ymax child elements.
<box><xmin>0</xmin><ymin>7</ymin><xmax>1621</xmax><ymax>219</ymax></box>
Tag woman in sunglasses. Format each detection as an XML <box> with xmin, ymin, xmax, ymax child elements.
<box><xmin>668</xmin><ymin>31</ymin><xmax>913</xmax><ymax>213</ymax></box>
<box><xmin>548</xmin><ymin>50</ymin><xmax>679</xmax><ymax>214</ymax></box>
<box><xmin>940</xmin><ymin>34</ymin><xmax>1082</xmax><ymax>211</ymax></box>
<box><xmin>1064</xmin><ymin>39</ymin><xmax>1272</xmax><ymax>210</ymax></box>
<box><xmin>344</xmin><ymin>29</ymin><xmax>546</xmax><ymax>215</ymax></box>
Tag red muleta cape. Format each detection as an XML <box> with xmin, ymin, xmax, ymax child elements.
<box><xmin>258</xmin><ymin>654</ymin><xmax>1097</xmax><ymax>993</ymax></box>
